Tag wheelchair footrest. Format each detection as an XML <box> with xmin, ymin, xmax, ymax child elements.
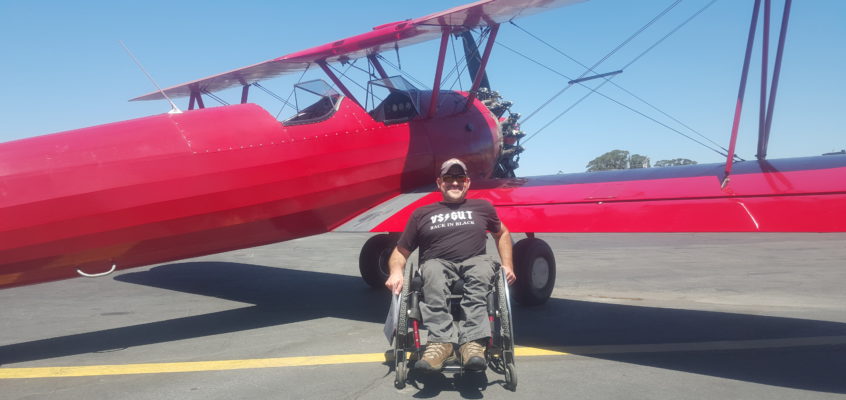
<box><xmin>442</xmin><ymin>360</ymin><xmax>463</xmax><ymax>374</ymax></box>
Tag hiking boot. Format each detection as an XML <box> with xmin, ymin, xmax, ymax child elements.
<box><xmin>415</xmin><ymin>342</ymin><xmax>453</xmax><ymax>372</ymax></box>
<box><xmin>459</xmin><ymin>340</ymin><xmax>487</xmax><ymax>371</ymax></box>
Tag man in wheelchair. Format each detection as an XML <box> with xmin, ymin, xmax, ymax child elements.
<box><xmin>385</xmin><ymin>158</ymin><xmax>517</xmax><ymax>373</ymax></box>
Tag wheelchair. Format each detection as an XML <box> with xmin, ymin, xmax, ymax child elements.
<box><xmin>392</xmin><ymin>261</ymin><xmax>517</xmax><ymax>390</ymax></box>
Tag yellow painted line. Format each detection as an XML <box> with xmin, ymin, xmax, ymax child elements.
<box><xmin>0</xmin><ymin>347</ymin><xmax>565</xmax><ymax>379</ymax></box>
<box><xmin>515</xmin><ymin>346</ymin><xmax>570</xmax><ymax>356</ymax></box>
<box><xmin>3</xmin><ymin>336</ymin><xmax>844</xmax><ymax>379</ymax></box>
<box><xmin>0</xmin><ymin>353</ymin><xmax>386</xmax><ymax>379</ymax></box>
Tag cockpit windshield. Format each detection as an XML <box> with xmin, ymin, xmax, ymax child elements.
<box><xmin>296</xmin><ymin>79</ymin><xmax>340</xmax><ymax>98</ymax></box>
<box><xmin>283</xmin><ymin>79</ymin><xmax>341</xmax><ymax>126</ymax></box>
<box><xmin>367</xmin><ymin>76</ymin><xmax>421</xmax><ymax>124</ymax></box>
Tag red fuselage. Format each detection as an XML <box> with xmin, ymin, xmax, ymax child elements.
<box><xmin>0</xmin><ymin>92</ymin><xmax>500</xmax><ymax>288</ymax></box>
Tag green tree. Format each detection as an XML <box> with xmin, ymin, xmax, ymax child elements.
<box><xmin>655</xmin><ymin>158</ymin><xmax>698</xmax><ymax>167</ymax></box>
<box><xmin>586</xmin><ymin>150</ymin><xmax>629</xmax><ymax>172</ymax></box>
<box><xmin>585</xmin><ymin>150</ymin><xmax>651</xmax><ymax>171</ymax></box>
<box><xmin>586</xmin><ymin>151</ymin><xmax>696</xmax><ymax>172</ymax></box>
<box><xmin>629</xmin><ymin>154</ymin><xmax>651</xmax><ymax>169</ymax></box>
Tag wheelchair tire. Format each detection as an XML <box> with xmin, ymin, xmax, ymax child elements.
<box><xmin>359</xmin><ymin>234</ymin><xmax>396</xmax><ymax>288</ymax></box>
<box><xmin>505</xmin><ymin>362</ymin><xmax>517</xmax><ymax>391</ymax></box>
<box><xmin>394</xmin><ymin>363</ymin><xmax>407</xmax><ymax>389</ymax></box>
<box><xmin>496</xmin><ymin>269</ymin><xmax>514</xmax><ymax>344</ymax></box>
<box><xmin>393</xmin><ymin>260</ymin><xmax>414</xmax><ymax>389</ymax></box>
<box><xmin>513</xmin><ymin>238</ymin><xmax>556</xmax><ymax>306</ymax></box>
<box><xmin>495</xmin><ymin>268</ymin><xmax>518</xmax><ymax>390</ymax></box>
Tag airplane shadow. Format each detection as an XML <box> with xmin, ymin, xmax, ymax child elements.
<box><xmin>513</xmin><ymin>298</ymin><xmax>846</xmax><ymax>394</ymax></box>
<box><xmin>1</xmin><ymin>261</ymin><xmax>844</xmax><ymax>394</ymax></box>
<box><xmin>0</xmin><ymin>262</ymin><xmax>390</xmax><ymax>366</ymax></box>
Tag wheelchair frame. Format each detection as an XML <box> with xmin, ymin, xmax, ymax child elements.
<box><xmin>392</xmin><ymin>262</ymin><xmax>517</xmax><ymax>390</ymax></box>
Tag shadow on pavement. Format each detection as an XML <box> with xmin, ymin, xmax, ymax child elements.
<box><xmin>514</xmin><ymin>297</ymin><xmax>846</xmax><ymax>394</ymax></box>
<box><xmin>2</xmin><ymin>261</ymin><xmax>844</xmax><ymax>395</ymax></box>
<box><xmin>0</xmin><ymin>261</ymin><xmax>390</xmax><ymax>365</ymax></box>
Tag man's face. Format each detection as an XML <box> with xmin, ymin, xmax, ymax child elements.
<box><xmin>437</xmin><ymin>165</ymin><xmax>470</xmax><ymax>203</ymax></box>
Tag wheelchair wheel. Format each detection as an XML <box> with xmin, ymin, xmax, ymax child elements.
<box><xmin>497</xmin><ymin>269</ymin><xmax>515</xmax><ymax>347</ymax></box>
<box><xmin>496</xmin><ymin>269</ymin><xmax>517</xmax><ymax>390</ymax></box>
<box><xmin>393</xmin><ymin>263</ymin><xmax>414</xmax><ymax>389</ymax></box>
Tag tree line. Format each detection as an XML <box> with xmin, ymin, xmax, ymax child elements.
<box><xmin>585</xmin><ymin>150</ymin><xmax>697</xmax><ymax>172</ymax></box>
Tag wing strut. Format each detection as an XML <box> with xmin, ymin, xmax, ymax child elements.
<box><xmin>318</xmin><ymin>60</ymin><xmax>361</xmax><ymax>107</ymax></box>
<box><xmin>724</xmin><ymin>0</ymin><xmax>792</xmax><ymax>184</ymax></box>
<box><xmin>464</xmin><ymin>24</ymin><xmax>500</xmax><ymax>111</ymax></box>
<box><xmin>368</xmin><ymin>54</ymin><xmax>389</xmax><ymax>79</ymax></box>
<box><xmin>241</xmin><ymin>84</ymin><xmax>250</xmax><ymax>104</ymax></box>
<box><xmin>759</xmin><ymin>0</ymin><xmax>792</xmax><ymax>160</ymax></box>
<box><xmin>188</xmin><ymin>86</ymin><xmax>205</xmax><ymax>110</ymax></box>
<box><xmin>724</xmin><ymin>0</ymin><xmax>761</xmax><ymax>183</ymax></box>
<box><xmin>428</xmin><ymin>29</ymin><xmax>452</xmax><ymax>118</ymax></box>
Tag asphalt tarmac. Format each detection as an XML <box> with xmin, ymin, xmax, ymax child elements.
<box><xmin>2</xmin><ymin>232</ymin><xmax>845</xmax><ymax>399</ymax></box>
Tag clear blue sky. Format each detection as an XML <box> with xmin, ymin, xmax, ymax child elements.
<box><xmin>1</xmin><ymin>0</ymin><xmax>843</xmax><ymax>175</ymax></box>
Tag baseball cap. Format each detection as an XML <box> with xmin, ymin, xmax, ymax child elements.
<box><xmin>440</xmin><ymin>158</ymin><xmax>468</xmax><ymax>176</ymax></box>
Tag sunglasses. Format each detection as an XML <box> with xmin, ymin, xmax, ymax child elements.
<box><xmin>441</xmin><ymin>174</ymin><xmax>467</xmax><ymax>184</ymax></box>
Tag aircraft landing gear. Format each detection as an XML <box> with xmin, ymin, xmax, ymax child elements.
<box><xmin>359</xmin><ymin>233</ymin><xmax>556</xmax><ymax>306</ymax></box>
<box><xmin>512</xmin><ymin>236</ymin><xmax>556</xmax><ymax>306</ymax></box>
<box><xmin>358</xmin><ymin>233</ymin><xmax>397</xmax><ymax>288</ymax></box>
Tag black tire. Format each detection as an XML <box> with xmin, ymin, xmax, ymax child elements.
<box><xmin>394</xmin><ymin>364</ymin><xmax>407</xmax><ymax>389</ymax></box>
<box><xmin>358</xmin><ymin>234</ymin><xmax>397</xmax><ymax>288</ymax></box>
<box><xmin>393</xmin><ymin>261</ymin><xmax>414</xmax><ymax>389</ymax></box>
<box><xmin>512</xmin><ymin>238</ymin><xmax>556</xmax><ymax>306</ymax></box>
<box><xmin>496</xmin><ymin>269</ymin><xmax>514</xmax><ymax>345</ymax></box>
<box><xmin>505</xmin><ymin>362</ymin><xmax>517</xmax><ymax>391</ymax></box>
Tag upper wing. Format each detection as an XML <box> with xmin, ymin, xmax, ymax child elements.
<box><xmin>132</xmin><ymin>0</ymin><xmax>586</xmax><ymax>102</ymax></box>
<box><xmin>337</xmin><ymin>156</ymin><xmax>846</xmax><ymax>233</ymax></box>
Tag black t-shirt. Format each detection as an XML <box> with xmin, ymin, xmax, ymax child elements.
<box><xmin>397</xmin><ymin>198</ymin><xmax>501</xmax><ymax>263</ymax></box>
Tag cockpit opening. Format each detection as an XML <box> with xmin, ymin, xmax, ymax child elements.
<box><xmin>283</xmin><ymin>79</ymin><xmax>342</xmax><ymax>126</ymax></box>
<box><xmin>366</xmin><ymin>76</ymin><xmax>421</xmax><ymax>124</ymax></box>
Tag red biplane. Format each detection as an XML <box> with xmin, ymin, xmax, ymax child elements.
<box><xmin>1</xmin><ymin>0</ymin><xmax>844</xmax><ymax>306</ymax></box>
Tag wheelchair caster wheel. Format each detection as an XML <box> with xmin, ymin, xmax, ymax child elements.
<box><xmin>394</xmin><ymin>358</ymin><xmax>408</xmax><ymax>389</ymax></box>
<box><xmin>504</xmin><ymin>362</ymin><xmax>517</xmax><ymax>391</ymax></box>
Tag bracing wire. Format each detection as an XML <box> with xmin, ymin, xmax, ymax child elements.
<box><xmin>376</xmin><ymin>54</ymin><xmax>429</xmax><ymax>89</ymax></box>
<box><xmin>274</xmin><ymin>64</ymin><xmax>311</xmax><ymax>119</ymax></box>
<box><xmin>328</xmin><ymin>61</ymin><xmax>380</xmax><ymax>100</ymax></box>
<box><xmin>519</xmin><ymin>0</ymin><xmax>683</xmax><ymax>126</ymax></box>
<box><xmin>511</xmin><ymin>1</ymin><xmax>726</xmax><ymax>153</ymax></box>
<box><xmin>620</xmin><ymin>0</ymin><xmax>719</xmax><ymax>71</ymax></box>
<box><xmin>346</xmin><ymin>58</ymin><xmax>376</xmax><ymax>78</ymax></box>
<box><xmin>255</xmin><ymin>82</ymin><xmax>295</xmax><ymax>109</ymax></box>
<box><xmin>502</xmin><ymin>44</ymin><xmax>729</xmax><ymax>159</ymax></box>
<box><xmin>529</xmin><ymin>76</ymin><xmax>730</xmax><ymax>158</ymax></box>
<box><xmin>442</xmin><ymin>28</ymin><xmax>490</xmax><ymax>91</ymax></box>
<box><xmin>201</xmin><ymin>89</ymin><xmax>229</xmax><ymax>106</ymax></box>
<box><xmin>514</xmin><ymin>0</ymin><xmax>734</xmax><ymax>159</ymax></box>
<box><xmin>450</xmin><ymin>33</ymin><xmax>464</xmax><ymax>91</ymax></box>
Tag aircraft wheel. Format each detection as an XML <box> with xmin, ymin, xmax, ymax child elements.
<box><xmin>358</xmin><ymin>234</ymin><xmax>397</xmax><ymax>288</ymax></box>
<box><xmin>512</xmin><ymin>238</ymin><xmax>556</xmax><ymax>306</ymax></box>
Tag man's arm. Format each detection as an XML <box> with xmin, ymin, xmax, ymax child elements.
<box><xmin>491</xmin><ymin>222</ymin><xmax>517</xmax><ymax>285</ymax></box>
<box><xmin>385</xmin><ymin>246</ymin><xmax>411</xmax><ymax>295</ymax></box>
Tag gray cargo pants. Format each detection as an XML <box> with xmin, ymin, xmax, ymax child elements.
<box><xmin>419</xmin><ymin>254</ymin><xmax>497</xmax><ymax>345</ymax></box>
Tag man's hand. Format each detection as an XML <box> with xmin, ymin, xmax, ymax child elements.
<box><xmin>385</xmin><ymin>246</ymin><xmax>410</xmax><ymax>295</ymax></box>
<box><xmin>502</xmin><ymin>264</ymin><xmax>516</xmax><ymax>285</ymax></box>
<box><xmin>492</xmin><ymin>223</ymin><xmax>516</xmax><ymax>285</ymax></box>
<box><xmin>385</xmin><ymin>272</ymin><xmax>404</xmax><ymax>295</ymax></box>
